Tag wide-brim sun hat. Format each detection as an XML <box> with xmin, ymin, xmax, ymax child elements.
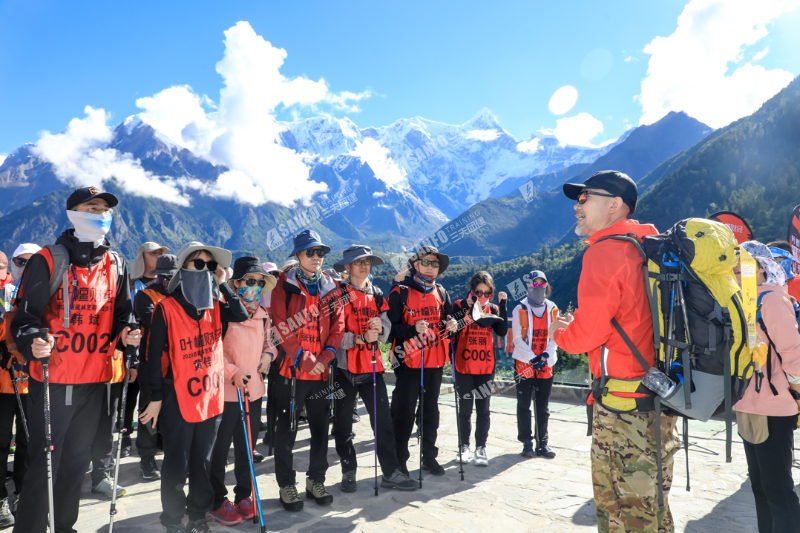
<box><xmin>231</xmin><ymin>256</ymin><xmax>278</xmax><ymax>293</ymax></box>
<box><xmin>334</xmin><ymin>244</ymin><xmax>385</xmax><ymax>272</ymax></box>
<box><xmin>168</xmin><ymin>241</ymin><xmax>233</xmax><ymax>292</ymax></box>
<box><xmin>288</xmin><ymin>229</ymin><xmax>331</xmax><ymax>257</ymax></box>
<box><xmin>408</xmin><ymin>245</ymin><xmax>449</xmax><ymax>274</ymax></box>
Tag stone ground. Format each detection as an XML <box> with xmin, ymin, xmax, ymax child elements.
<box><xmin>27</xmin><ymin>386</ymin><xmax>799</xmax><ymax>532</ymax></box>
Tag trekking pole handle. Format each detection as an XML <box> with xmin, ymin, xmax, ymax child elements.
<box><xmin>123</xmin><ymin>323</ymin><xmax>140</xmax><ymax>359</ymax></box>
<box><xmin>38</xmin><ymin>328</ymin><xmax>50</xmax><ymax>365</ymax></box>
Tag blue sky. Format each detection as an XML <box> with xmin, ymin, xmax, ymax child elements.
<box><xmin>1</xmin><ymin>0</ymin><xmax>799</xmax><ymax>155</ymax></box>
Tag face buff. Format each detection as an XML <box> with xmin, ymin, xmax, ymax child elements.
<box><xmin>238</xmin><ymin>285</ymin><xmax>262</xmax><ymax>315</ymax></box>
<box><xmin>181</xmin><ymin>269</ymin><xmax>217</xmax><ymax>310</ymax></box>
<box><xmin>11</xmin><ymin>262</ymin><xmax>24</xmax><ymax>282</ymax></box>
<box><xmin>66</xmin><ymin>210</ymin><xmax>112</xmax><ymax>244</ymax></box>
<box><xmin>527</xmin><ymin>285</ymin><xmax>546</xmax><ymax>306</ymax></box>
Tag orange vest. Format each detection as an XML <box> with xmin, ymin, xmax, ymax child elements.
<box><xmin>29</xmin><ymin>248</ymin><xmax>118</xmax><ymax>384</ymax></box>
<box><xmin>159</xmin><ymin>297</ymin><xmax>224</xmax><ymax>423</ymax></box>
<box><xmin>391</xmin><ymin>287</ymin><xmax>447</xmax><ymax>369</ymax></box>
<box><xmin>141</xmin><ymin>288</ymin><xmax>169</xmax><ymax>378</ymax></box>
<box><xmin>279</xmin><ymin>284</ymin><xmax>324</xmax><ymax>381</ymax></box>
<box><xmin>515</xmin><ymin>309</ymin><xmax>554</xmax><ymax>379</ymax></box>
<box><xmin>454</xmin><ymin>303</ymin><xmax>495</xmax><ymax>375</ymax></box>
<box><xmin>342</xmin><ymin>286</ymin><xmax>387</xmax><ymax>374</ymax></box>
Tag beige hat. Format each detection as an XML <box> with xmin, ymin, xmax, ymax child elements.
<box><xmin>131</xmin><ymin>242</ymin><xmax>170</xmax><ymax>280</ymax></box>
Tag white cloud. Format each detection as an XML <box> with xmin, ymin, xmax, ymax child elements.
<box><xmin>539</xmin><ymin>112</ymin><xmax>604</xmax><ymax>147</ymax></box>
<box><xmin>465</xmin><ymin>129</ymin><xmax>500</xmax><ymax>141</ymax></box>
<box><xmin>135</xmin><ymin>86</ymin><xmax>219</xmax><ymax>153</ymax></box>
<box><xmin>638</xmin><ymin>0</ymin><xmax>800</xmax><ymax>128</ymax></box>
<box><xmin>624</xmin><ymin>56</ymin><xmax>634</xmax><ymax>63</ymax></box>
<box><xmin>753</xmin><ymin>47</ymin><xmax>769</xmax><ymax>61</ymax></box>
<box><xmin>32</xmin><ymin>106</ymin><xmax>194</xmax><ymax>206</ymax></box>
<box><xmin>516</xmin><ymin>138</ymin><xmax>541</xmax><ymax>153</ymax></box>
<box><xmin>348</xmin><ymin>138</ymin><xmax>405</xmax><ymax>186</ymax></box>
<box><xmin>548</xmin><ymin>86</ymin><xmax>578</xmax><ymax>115</ymax></box>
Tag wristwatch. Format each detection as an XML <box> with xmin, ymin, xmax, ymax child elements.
<box><xmin>789</xmin><ymin>389</ymin><xmax>800</xmax><ymax>401</ymax></box>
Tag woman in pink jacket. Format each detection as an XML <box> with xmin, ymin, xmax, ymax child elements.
<box><xmin>208</xmin><ymin>257</ymin><xmax>277</xmax><ymax>526</ymax></box>
<box><xmin>734</xmin><ymin>241</ymin><xmax>800</xmax><ymax>533</ymax></box>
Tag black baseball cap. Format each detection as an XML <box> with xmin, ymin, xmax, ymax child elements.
<box><xmin>563</xmin><ymin>170</ymin><xmax>638</xmax><ymax>214</ymax></box>
<box><xmin>66</xmin><ymin>186</ymin><xmax>119</xmax><ymax>210</ymax></box>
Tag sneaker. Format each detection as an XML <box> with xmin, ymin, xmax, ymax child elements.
<box><xmin>141</xmin><ymin>457</ymin><xmax>161</xmax><ymax>480</ymax></box>
<box><xmin>474</xmin><ymin>446</ymin><xmax>489</xmax><ymax>466</ymax></box>
<box><xmin>305</xmin><ymin>478</ymin><xmax>333</xmax><ymax>506</ymax></box>
<box><xmin>279</xmin><ymin>484</ymin><xmax>303</xmax><ymax>512</ymax></box>
<box><xmin>207</xmin><ymin>499</ymin><xmax>242</xmax><ymax>526</ymax></box>
<box><xmin>381</xmin><ymin>470</ymin><xmax>417</xmax><ymax>491</ymax></box>
<box><xmin>185</xmin><ymin>518</ymin><xmax>211</xmax><ymax>533</ymax></box>
<box><xmin>456</xmin><ymin>444</ymin><xmax>471</xmax><ymax>463</ymax></box>
<box><xmin>252</xmin><ymin>450</ymin><xmax>265</xmax><ymax>463</ymax></box>
<box><xmin>538</xmin><ymin>444</ymin><xmax>556</xmax><ymax>459</ymax></box>
<box><xmin>0</xmin><ymin>497</ymin><xmax>15</xmax><ymax>528</ymax></box>
<box><xmin>91</xmin><ymin>474</ymin><xmax>126</xmax><ymax>498</ymax></box>
<box><xmin>235</xmin><ymin>497</ymin><xmax>255</xmax><ymax>520</ymax></box>
<box><xmin>166</xmin><ymin>524</ymin><xmax>185</xmax><ymax>533</ymax></box>
<box><xmin>421</xmin><ymin>458</ymin><xmax>445</xmax><ymax>476</ymax></box>
<box><xmin>340</xmin><ymin>471</ymin><xmax>357</xmax><ymax>493</ymax></box>
<box><xmin>521</xmin><ymin>440</ymin><xmax>535</xmax><ymax>458</ymax></box>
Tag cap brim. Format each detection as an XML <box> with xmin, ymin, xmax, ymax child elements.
<box><xmin>562</xmin><ymin>182</ymin><xmax>587</xmax><ymax>200</ymax></box>
<box><xmin>149</xmin><ymin>268</ymin><xmax>177</xmax><ymax>276</ymax></box>
<box><xmin>95</xmin><ymin>192</ymin><xmax>119</xmax><ymax>208</ymax></box>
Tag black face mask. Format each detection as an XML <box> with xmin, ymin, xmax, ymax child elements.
<box><xmin>180</xmin><ymin>269</ymin><xmax>218</xmax><ymax>310</ymax></box>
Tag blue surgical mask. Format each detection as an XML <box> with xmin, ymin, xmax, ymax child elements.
<box><xmin>66</xmin><ymin>210</ymin><xmax>112</xmax><ymax>244</ymax></box>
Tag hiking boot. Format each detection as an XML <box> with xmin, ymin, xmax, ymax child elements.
<box><xmin>235</xmin><ymin>497</ymin><xmax>255</xmax><ymax>520</ymax></box>
<box><xmin>340</xmin><ymin>471</ymin><xmax>357</xmax><ymax>493</ymax></box>
<box><xmin>252</xmin><ymin>450</ymin><xmax>265</xmax><ymax>463</ymax></box>
<box><xmin>165</xmin><ymin>524</ymin><xmax>185</xmax><ymax>533</ymax></box>
<box><xmin>279</xmin><ymin>484</ymin><xmax>303</xmax><ymax>512</ymax></box>
<box><xmin>421</xmin><ymin>458</ymin><xmax>445</xmax><ymax>476</ymax></box>
<box><xmin>474</xmin><ymin>446</ymin><xmax>489</xmax><ymax>466</ymax></box>
<box><xmin>381</xmin><ymin>470</ymin><xmax>417</xmax><ymax>491</ymax></box>
<box><xmin>305</xmin><ymin>478</ymin><xmax>333</xmax><ymax>506</ymax></box>
<box><xmin>456</xmin><ymin>444</ymin><xmax>470</xmax><ymax>463</ymax></box>
<box><xmin>207</xmin><ymin>499</ymin><xmax>242</xmax><ymax>526</ymax></box>
<box><xmin>185</xmin><ymin>518</ymin><xmax>211</xmax><ymax>533</ymax></box>
<box><xmin>538</xmin><ymin>444</ymin><xmax>556</xmax><ymax>459</ymax></box>
<box><xmin>0</xmin><ymin>498</ymin><xmax>15</xmax><ymax>528</ymax></box>
<box><xmin>521</xmin><ymin>440</ymin><xmax>535</xmax><ymax>458</ymax></box>
<box><xmin>141</xmin><ymin>457</ymin><xmax>161</xmax><ymax>480</ymax></box>
<box><xmin>91</xmin><ymin>474</ymin><xmax>126</xmax><ymax>498</ymax></box>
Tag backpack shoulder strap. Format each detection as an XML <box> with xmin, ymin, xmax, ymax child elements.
<box><xmin>44</xmin><ymin>244</ymin><xmax>70</xmax><ymax>299</ymax></box>
<box><xmin>372</xmin><ymin>286</ymin><xmax>385</xmax><ymax>315</ymax></box>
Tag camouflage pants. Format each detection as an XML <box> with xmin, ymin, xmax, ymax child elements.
<box><xmin>591</xmin><ymin>403</ymin><xmax>679</xmax><ymax>533</ymax></box>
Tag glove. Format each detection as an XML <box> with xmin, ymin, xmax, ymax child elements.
<box><xmin>531</xmin><ymin>352</ymin><xmax>549</xmax><ymax>370</ymax></box>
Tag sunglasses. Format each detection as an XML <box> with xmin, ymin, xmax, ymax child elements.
<box><xmin>243</xmin><ymin>278</ymin><xmax>267</xmax><ymax>288</ymax></box>
<box><xmin>473</xmin><ymin>290</ymin><xmax>492</xmax><ymax>298</ymax></box>
<box><xmin>12</xmin><ymin>257</ymin><xmax>27</xmax><ymax>268</ymax></box>
<box><xmin>577</xmin><ymin>191</ymin><xmax>616</xmax><ymax>204</ymax></box>
<box><xmin>189</xmin><ymin>259</ymin><xmax>218</xmax><ymax>272</ymax></box>
<box><xmin>352</xmin><ymin>259</ymin><xmax>372</xmax><ymax>267</ymax></box>
<box><xmin>531</xmin><ymin>282</ymin><xmax>547</xmax><ymax>288</ymax></box>
<box><xmin>304</xmin><ymin>248</ymin><xmax>327</xmax><ymax>258</ymax></box>
<box><xmin>419</xmin><ymin>259</ymin><xmax>440</xmax><ymax>268</ymax></box>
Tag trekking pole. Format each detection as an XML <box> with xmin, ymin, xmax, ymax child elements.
<box><xmin>329</xmin><ymin>361</ymin><xmax>335</xmax><ymax>423</ymax></box>
<box><xmin>450</xmin><ymin>340</ymin><xmax>464</xmax><ymax>481</ymax></box>
<box><xmin>238</xmin><ymin>387</ymin><xmax>266</xmax><ymax>533</ymax></box>
<box><xmin>418</xmin><ymin>341</ymin><xmax>425</xmax><ymax>489</ymax></box>
<box><xmin>371</xmin><ymin>343</ymin><xmax>379</xmax><ymax>496</ymax></box>
<box><xmin>9</xmin><ymin>365</ymin><xmax>29</xmax><ymax>440</ymax></box>
<box><xmin>109</xmin><ymin>324</ymin><xmax>139</xmax><ymax>533</ymax></box>
<box><xmin>39</xmin><ymin>328</ymin><xmax>55</xmax><ymax>533</ymax></box>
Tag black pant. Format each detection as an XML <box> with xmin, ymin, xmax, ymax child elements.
<box><xmin>90</xmin><ymin>383</ymin><xmax>122</xmax><ymax>486</ymax></box>
<box><xmin>0</xmin><ymin>392</ymin><xmax>28</xmax><ymax>499</ymax></box>
<box><xmin>159</xmin><ymin>386</ymin><xmax>222</xmax><ymax>526</ymax></box>
<box><xmin>454</xmin><ymin>371</ymin><xmax>493</xmax><ymax>448</ymax></box>
<box><xmin>273</xmin><ymin>377</ymin><xmax>329</xmax><ymax>487</ymax></box>
<box><xmin>136</xmin><ymin>362</ymin><xmax>160</xmax><ymax>461</ymax></box>
<box><xmin>13</xmin><ymin>380</ymin><xmax>104</xmax><ymax>533</ymax></box>
<box><xmin>391</xmin><ymin>366</ymin><xmax>443</xmax><ymax>464</ymax></box>
<box><xmin>333</xmin><ymin>369</ymin><xmax>401</xmax><ymax>477</ymax></box>
<box><xmin>119</xmin><ymin>378</ymin><xmax>139</xmax><ymax>448</ymax></box>
<box><xmin>515</xmin><ymin>372</ymin><xmax>553</xmax><ymax>445</ymax></box>
<box><xmin>742</xmin><ymin>414</ymin><xmax>800</xmax><ymax>533</ymax></box>
<box><xmin>209</xmin><ymin>398</ymin><xmax>261</xmax><ymax>509</ymax></box>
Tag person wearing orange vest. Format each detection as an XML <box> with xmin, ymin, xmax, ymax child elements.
<box><xmin>137</xmin><ymin>242</ymin><xmax>248</xmax><ymax>533</ymax></box>
<box><xmin>331</xmin><ymin>245</ymin><xmax>417</xmax><ymax>493</ymax></box>
<box><xmin>270</xmin><ymin>230</ymin><xmax>344</xmax><ymax>512</ymax></box>
<box><xmin>388</xmin><ymin>246</ymin><xmax>457</xmax><ymax>477</ymax></box>
<box><xmin>549</xmin><ymin>171</ymin><xmax>678</xmax><ymax>533</ymax></box>
<box><xmin>10</xmin><ymin>187</ymin><xmax>141</xmax><ymax>533</ymax></box>
<box><xmin>207</xmin><ymin>257</ymin><xmax>277</xmax><ymax>526</ymax></box>
<box><xmin>133</xmin><ymin>253</ymin><xmax>178</xmax><ymax>481</ymax></box>
<box><xmin>511</xmin><ymin>270</ymin><xmax>558</xmax><ymax>459</ymax></box>
<box><xmin>450</xmin><ymin>271</ymin><xmax>508</xmax><ymax>467</ymax></box>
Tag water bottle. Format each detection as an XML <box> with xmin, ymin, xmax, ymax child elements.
<box><xmin>641</xmin><ymin>367</ymin><xmax>678</xmax><ymax>399</ymax></box>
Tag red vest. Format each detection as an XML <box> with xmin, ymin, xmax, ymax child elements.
<box><xmin>159</xmin><ymin>297</ymin><xmax>224</xmax><ymax>423</ymax></box>
<box><xmin>391</xmin><ymin>287</ymin><xmax>447</xmax><ymax>369</ymax></box>
<box><xmin>343</xmin><ymin>286</ymin><xmax>388</xmax><ymax>374</ymax></box>
<box><xmin>515</xmin><ymin>310</ymin><xmax>554</xmax><ymax>379</ymax></box>
<box><xmin>30</xmin><ymin>248</ymin><xmax>118</xmax><ymax>384</ymax></box>
<box><xmin>279</xmin><ymin>284</ymin><xmax>325</xmax><ymax>381</ymax></box>
<box><xmin>454</xmin><ymin>302</ymin><xmax>495</xmax><ymax>375</ymax></box>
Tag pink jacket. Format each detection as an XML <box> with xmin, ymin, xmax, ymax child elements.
<box><xmin>222</xmin><ymin>306</ymin><xmax>275</xmax><ymax>402</ymax></box>
<box><xmin>735</xmin><ymin>285</ymin><xmax>800</xmax><ymax>417</ymax></box>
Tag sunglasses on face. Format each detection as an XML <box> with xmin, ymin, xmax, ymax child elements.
<box><xmin>531</xmin><ymin>282</ymin><xmax>547</xmax><ymax>288</ymax></box>
<box><xmin>419</xmin><ymin>259</ymin><xmax>439</xmax><ymax>268</ymax></box>
<box><xmin>473</xmin><ymin>290</ymin><xmax>492</xmax><ymax>298</ymax></box>
<box><xmin>352</xmin><ymin>259</ymin><xmax>372</xmax><ymax>267</ymax></box>
<box><xmin>189</xmin><ymin>259</ymin><xmax>218</xmax><ymax>272</ymax></box>
<box><xmin>12</xmin><ymin>257</ymin><xmax>26</xmax><ymax>268</ymax></box>
<box><xmin>576</xmin><ymin>191</ymin><xmax>616</xmax><ymax>204</ymax></box>
<box><xmin>243</xmin><ymin>278</ymin><xmax>267</xmax><ymax>288</ymax></box>
<box><xmin>304</xmin><ymin>248</ymin><xmax>327</xmax><ymax>258</ymax></box>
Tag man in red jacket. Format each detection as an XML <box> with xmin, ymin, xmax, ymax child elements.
<box><xmin>549</xmin><ymin>171</ymin><xmax>678</xmax><ymax>533</ymax></box>
<box><xmin>270</xmin><ymin>230</ymin><xmax>345</xmax><ymax>512</ymax></box>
